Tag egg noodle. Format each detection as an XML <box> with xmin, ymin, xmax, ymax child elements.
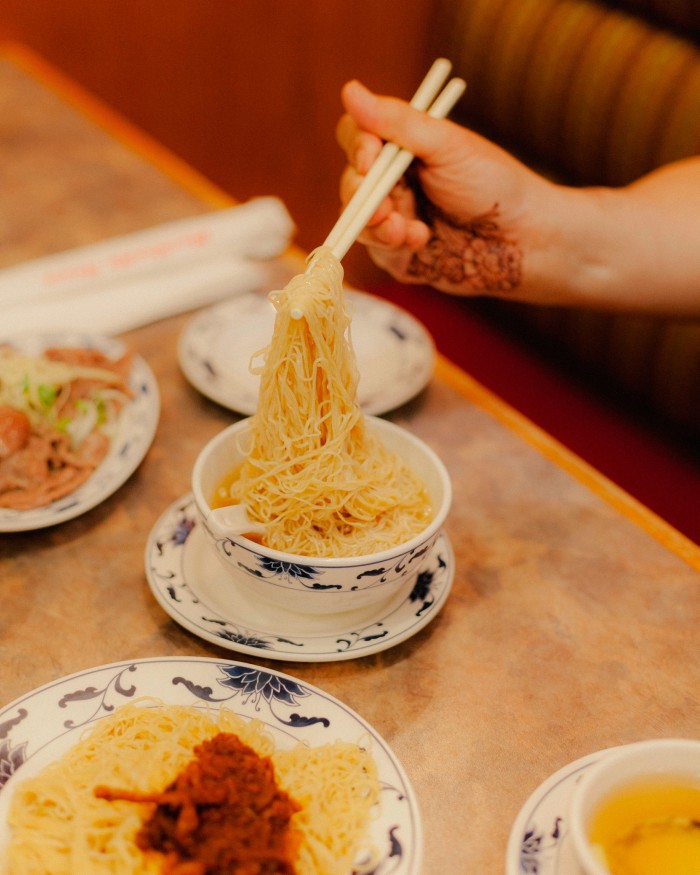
<box><xmin>219</xmin><ymin>246</ymin><xmax>432</xmax><ymax>557</ymax></box>
<box><xmin>3</xmin><ymin>700</ymin><xmax>381</xmax><ymax>875</ymax></box>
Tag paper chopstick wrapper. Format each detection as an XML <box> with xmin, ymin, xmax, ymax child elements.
<box><xmin>1</xmin><ymin>255</ymin><xmax>270</xmax><ymax>336</ymax></box>
<box><xmin>0</xmin><ymin>197</ymin><xmax>294</xmax><ymax>309</ymax></box>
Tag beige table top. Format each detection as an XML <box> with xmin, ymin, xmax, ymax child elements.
<box><xmin>1</xmin><ymin>43</ymin><xmax>699</xmax><ymax>875</ymax></box>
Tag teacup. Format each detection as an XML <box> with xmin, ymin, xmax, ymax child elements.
<box><xmin>569</xmin><ymin>738</ymin><xmax>700</xmax><ymax>874</ymax></box>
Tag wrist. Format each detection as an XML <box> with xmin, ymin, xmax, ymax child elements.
<box><xmin>520</xmin><ymin>183</ymin><xmax>625</xmax><ymax>308</ymax></box>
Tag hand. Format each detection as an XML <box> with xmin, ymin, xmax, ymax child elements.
<box><xmin>336</xmin><ymin>80</ymin><xmax>551</xmax><ymax>296</ymax></box>
<box><xmin>337</xmin><ymin>81</ymin><xmax>700</xmax><ymax>313</ymax></box>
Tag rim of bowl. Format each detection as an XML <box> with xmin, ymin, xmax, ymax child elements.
<box><xmin>192</xmin><ymin>415</ymin><xmax>452</xmax><ymax>568</ymax></box>
<box><xmin>569</xmin><ymin>738</ymin><xmax>700</xmax><ymax>875</ymax></box>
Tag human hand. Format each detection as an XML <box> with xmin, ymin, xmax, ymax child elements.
<box><xmin>338</xmin><ymin>82</ymin><xmax>700</xmax><ymax>312</ymax></box>
<box><xmin>336</xmin><ymin>80</ymin><xmax>550</xmax><ymax>296</ymax></box>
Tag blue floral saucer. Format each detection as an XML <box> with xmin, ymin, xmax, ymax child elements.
<box><xmin>505</xmin><ymin>747</ymin><xmax>621</xmax><ymax>874</ymax></box>
<box><xmin>145</xmin><ymin>494</ymin><xmax>454</xmax><ymax>662</ymax></box>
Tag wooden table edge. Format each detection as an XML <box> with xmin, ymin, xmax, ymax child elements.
<box><xmin>436</xmin><ymin>357</ymin><xmax>700</xmax><ymax>570</ymax></box>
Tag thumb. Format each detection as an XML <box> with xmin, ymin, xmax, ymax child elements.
<box><xmin>341</xmin><ymin>80</ymin><xmax>450</xmax><ymax>162</ymax></box>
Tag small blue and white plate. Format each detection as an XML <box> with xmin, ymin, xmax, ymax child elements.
<box><xmin>0</xmin><ymin>656</ymin><xmax>423</xmax><ymax>874</ymax></box>
<box><xmin>178</xmin><ymin>289</ymin><xmax>435</xmax><ymax>415</ymax></box>
<box><xmin>506</xmin><ymin>747</ymin><xmax>622</xmax><ymax>874</ymax></box>
<box><xmin>0</xmin><ymin>332</ymin><xmax>160</xmax><ymax>532</ymax></box>
<box><xmin>145</xmin><ymin>494</ymin><xmax>454</xmax><ymax>663</ymax></box>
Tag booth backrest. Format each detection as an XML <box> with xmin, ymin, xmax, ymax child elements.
<box><xmin>440</xmin><ymin>0</ymin><xmax>700</xmax><ymax>438</ymax></box>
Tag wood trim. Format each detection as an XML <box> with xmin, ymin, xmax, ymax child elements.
<box><xmin>434</xmin><ymin>355</ymin><xmax>700</xmax><ymax>571</ymax></box>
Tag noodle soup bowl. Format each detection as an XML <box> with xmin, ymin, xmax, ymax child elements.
<box><xmin>192</xmin><ymin>416</ymin><xmax>452</xmax><ymax>616</ymax></box>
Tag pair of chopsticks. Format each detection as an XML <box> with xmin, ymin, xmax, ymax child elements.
<box><xmin>324</xmin><ymin>58</ymin><xmax>466</xmax><ymax>263</ymax></box>
<box><xmin>291</xmin><ymin>59</ymin><xmax>466</xmax><ymax>319</ymax></box>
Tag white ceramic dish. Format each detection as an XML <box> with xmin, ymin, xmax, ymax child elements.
<box><xmin>506</xmin><ymin>748</ymin><xmax>621</xmax><ymax>875</ymax></box>
<box><xmin>145</xmin><ymin>494</ymin><xmax>454</xmax><ymax>662</ymax></box>
<box><xmin>0</xmin><ymin>331</ymin><xmax>159</xmax><ymax>531</ymax></box>
<box><xmin>191</xmin><ymin>416</ymin><xmax>452</xmax><ymax>615</ymax></box>
<box><xmin>0</xmin><ymin>656</ymin><xmax>423</xmax><ymax>874</ymax></box>
<box><xmin>178</xmin><ymin>289</ymin><xmax>435</xmax><ymax>415</ymax></box>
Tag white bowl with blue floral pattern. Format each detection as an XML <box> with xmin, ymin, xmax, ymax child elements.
<box><xmin>191</xmin><ymin>416</ymin><xmax>452</xmax><ymax>615</ymax></box>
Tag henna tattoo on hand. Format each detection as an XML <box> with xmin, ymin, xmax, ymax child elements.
<box><xmin>406</xmin><ymin>188</ymin><xmax>523</xmax><ymax>292</ymax></box>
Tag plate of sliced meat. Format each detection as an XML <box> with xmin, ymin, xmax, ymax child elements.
<box><xmin>0</xmin><ymin>332</ymin><xmax>159</xmax><ymax>531</ymax></box>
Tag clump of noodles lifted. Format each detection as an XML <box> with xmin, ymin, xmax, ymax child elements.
<box><xmin>222</xmin><ymin>246</ymin><xmax>432</xmax><ymax>558</ymax></box>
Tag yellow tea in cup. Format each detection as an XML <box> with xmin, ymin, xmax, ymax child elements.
<box><xmin>588</xmin><ymin>780</ymin><xmax>700</xmax><ymax>875</ymax></box>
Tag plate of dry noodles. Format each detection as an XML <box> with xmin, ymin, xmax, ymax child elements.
<box><xmin>0</xmin><ymin>656</ymin><xmax>423</xmax><ymax>874</ymax></box>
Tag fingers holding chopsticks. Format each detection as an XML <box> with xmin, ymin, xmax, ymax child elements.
<box><xmin>338</xmin><ymin>80</ymin><xmax>456</xmax><ymax>165</ymax></box>
<box><xmin>338</xmin><ymin>165</ymin><xmax>429</xmax><ymax>252</ymax></box>
<box><xmin>335</xmin><ymin>80</ymin><xmax>455</xmax><ymax>253</ymax></box>
<box><xmin>328</xmin><ymin>60</ymin><xmax>465</xmax><ymax>262</ymax></box>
